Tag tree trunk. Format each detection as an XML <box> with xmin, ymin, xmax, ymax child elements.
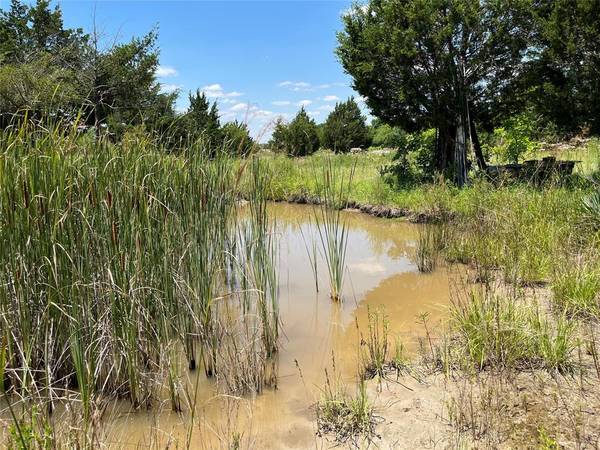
<box><xmin>435</xmin><ymin>124</ymin><xmax>455</xmax><ymax>175</ymax></box>
<box><xmin>470</xmin><ymin>116</ymin><xmax>487</xmax><ymax>171</ymax></box>
<box><xmin>454</xmin><ymin>114</ymin><xmax>468</xmax><ymax>187</ymax></box>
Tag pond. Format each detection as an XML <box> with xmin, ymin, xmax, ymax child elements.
<box><xmin>107</xmin><ymin>203</ymin><xmax>453</xmax><ymax>448</ymax></box>
<box><xmin>1</xmin><ymin>203</ymin><xmax>453</xmax><ymax>448</ymax></box>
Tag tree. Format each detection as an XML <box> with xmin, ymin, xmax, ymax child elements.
<box><xmin>371</xmin><ymin>123</ymin><xmax>404</xmax><ymax>148</ymax></box>
<box><xmin>269</xmin><ymin>117</ymin><xmax>289</xmax><ymax>152</ymax></box>
<box><xmin>90</xmin><ymin>31</ymin><xmax>161</xmax><ymax>128</ymax></box>
<box><xmin>222</xmin><ymin>121</ymin><xmax>255</xmax><ymax>156</ymax></box>
<box><xmin>337</xmin><ymin>0</ymin><xmax>532</xmax><ymax>184</ymax></box>
<box><xmin>0</xmin><ymin>0</ymin><xmax>88</xmax><ymax>123</ymax></box>
<box><xmin>184</xmin><ymin>90</ymin><xmax>222</xmax><ymax>145</ymax></box>
<box><xmin>322</xmin><ymin>97</ymin><xmax>369</xmax><ymax>152</ymax></box>
<box><xmin>285</xmin><ymin>107</ymin><xmax>320</xmax><ymax>156</ymax></box>
<box><xmin>0</xmin><ymin>0</ymin><xmax>86</xmax><ymax>64</ymax></box>
<box><xmin>524</xmin><ymin>0</ymin><xmax>600</xmax><ymax>134</ymax></box>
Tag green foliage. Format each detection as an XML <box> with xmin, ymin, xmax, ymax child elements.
<box><xmin>0</xmin><ymin>0</ymin><xmax>86</xmax><ymax>65</ymax></box>
<box><xmin>7</xmin><ymin>406</ymin><xmax>54</xmax><ymax>449</ymax></box>
<box><xmin>484</xmin><ymin>113</ymin><xmax>540</xmax><ymax>164</ymax></box>
<box><xmin>582</xmin><ymin>188</ymin><xmax>600</xmax><ymax>229</ymax></box>
<box><xmin>380</xmin><ymin>129</ymin><xmax>436</xmax><ymax>185</ymax></box>
<box><xmin>371</xmin><ymin>123</ymin><xmax>404</xmax><ymax>148</ymax></box>
<box><xmin>317</xmin><ymin>366</ymin><xmax>375</xmax><ymax>443</ymax></box>
<box><xmin>269</xmin><ymin>117</ymin><xmax>288</xmax><ymax>153</ymax></box>
<box><xmin>449</xmin><ymin>290</ymin><xmax>576</xmax><ymax>372</ymax></box>
<box><xmin>0</xmin><ymin>0</ymin><xmax>172</xmax><ymax>135</ymax></box>
<box><xmin>92</xmin><ymin>30</ymin><xmax>162</xmax><ymax>126</ymax></box>
<box><xmin>222</xmin><ymin>120</ymin><xmax>255</xmax><ymax>156</ymax></box>
<box><xmin>337</xmin><ymin>0</ymin><xmax>531</xmax><ymax>173</ymax></box>
<box><xmin>525</xmin><ymin>0</ymin><xmax>600</xmax><ymax>133</ymax></box>
<box><xmin>283</xmin><ymin>107</ymin><xmax>320</xmax><ymax>156</ymax></box>
<box><xmin>537</xmin><ymin>427</ymin><xmax>560</xmax><ymax>450</ymax></box>
<box><xmin>321</xmin><ymin>97</ymin><xmax>369</xmax><ymax>153</ymax></box>
<box><xmin>361</xmin><ymin>308</ymin><xmax>389</xmax><ymax>379</ymax></box>
<box><xmin>184</xmin><ymin>89</ymin><xmax>222</xmax><ymax>145</ymax></box>
<box><xmin>0</xmin><ymin>55</ymin><xmax>81</xmax><ymax>116</ymax></box>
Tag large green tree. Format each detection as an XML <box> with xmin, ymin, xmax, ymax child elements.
<box><xmin>285</xmin><ymin>107</ymin><xmax>320</xmax><ymax>156</ymax></box>
<box><xmin>524</xmin><ymin>0</ymin><xmax>600</xmax><ymax>133</ymax></box>
<box><xmin>322</xmin><ymin>97</ymin><xmax>369</xmax><ymax>152</ymax></box>
<box><xmin>0</xmin><ymin>0</ymin><xmax>172</xmax><ymax>133</ymax></box>
<box><xmin>337</xmin><ymin>0</ymin><xmax>532</xmax><ymax>184</ymax></box>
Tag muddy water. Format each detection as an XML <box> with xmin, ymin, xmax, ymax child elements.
<box><xmin>11</xmin><ymin>203</ymin><xmax>453</xmax><ymax>448</ymax></box>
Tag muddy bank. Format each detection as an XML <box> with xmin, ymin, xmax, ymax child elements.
<box><xmin>278</xmin><ymin>193</ymin><xmax>455</xmax><ymax>223</ymax></box>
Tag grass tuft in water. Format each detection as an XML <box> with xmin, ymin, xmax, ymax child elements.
<box><xmin>313</xmin><ymin>157</ymin><xmax>355</xmax><ymax>302</ymax></box>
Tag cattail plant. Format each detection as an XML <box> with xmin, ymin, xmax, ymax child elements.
<box><xmin>313</xmin><ymin>158</ymin><xmax>355</xmax><ymax>302</ymax></box>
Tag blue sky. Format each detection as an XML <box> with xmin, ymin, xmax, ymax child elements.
<box><xmin>45</xmin><ymin>0</ymin><xmax>369</xmax><ymax>140</ymax></box>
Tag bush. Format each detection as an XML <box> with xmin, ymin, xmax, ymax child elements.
<box><xmin>484</xmin><ymin>113</ymin><xmax>540</xmax><ymax>164</ymax></box>
<box><xmin>380</xmin><ymin>128</ymin><xmax>436</xmax><ymax>185</ymax></box>
<box><xmin>448</xmin><ymin>289</ymin><xmax>576</xmax><ymax>372</ymax></box>
<box><xmin>371</xmin><ymin>123</ymin><xmax>405</xmax><ymax>148</ymax></box>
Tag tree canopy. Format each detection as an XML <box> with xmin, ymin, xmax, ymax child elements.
<box><xmin>337</xmin><ymin>0</ymin><xmax>533</xmax><ymax>182</ymax></box>
<box><xmin>281</xmin><ymin>107</ymin><xmax>320</xmax><ymax>156</ymax></box>
<box><xmin>321</xmin><ymin>97</ymin><xmax>369</xmax><ymax>152</ymax></box>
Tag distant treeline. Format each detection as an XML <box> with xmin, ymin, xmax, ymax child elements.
<box><xmin>0</xmin><ymin>0</ymin><xmax>254</xmax><ymax>154</ymax></box>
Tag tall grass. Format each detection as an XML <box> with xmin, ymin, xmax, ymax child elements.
<box><xmin>313</xmin><ymin>158</ymin><xmax>355</xmax><ymax>302</ymax></box>
<box><xmin>0</xmin><ymin>121</ymin><xmax>280</xmax><ymax>445</ymax></box>
<box><xmin>447</xmin><ymin>288</ymin><xmax>576</xmax><ymax>372</ymax></box>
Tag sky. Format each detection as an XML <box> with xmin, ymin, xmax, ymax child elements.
<box><xmin>39</xmin><ymin>0</ymin><xmax>369</xmax><ymax>141</ymax></box>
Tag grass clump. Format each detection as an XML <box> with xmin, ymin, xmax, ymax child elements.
<box><xmin>313</xmin><ymin>157</ymin><xmax>354</xmax><ymax>302</ymax></box>
<box><xmin>552</xmin><ymin>265</ymin><xmax>600</xmax><ymax>319</ymax></box>
<box><xmin>359</xmin><ymin>308</ymin><xmax>389</xmax><ymax>379</ymax></box>
<box><xmin>316</xmin><ymin>366</ymin><xmax>376</xmax><ymax>444</ymax></box>
<box><xmin>447</xmin><ymin>289</ymin><xmax>576</xmax><ymax>372</ymax></box>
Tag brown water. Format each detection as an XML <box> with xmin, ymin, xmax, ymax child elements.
<box><xmin>2</xmin><ymin>203</ymin><xmax>453</xmax><ymax>448</ymax></box>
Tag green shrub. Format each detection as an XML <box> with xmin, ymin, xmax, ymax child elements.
<box><xmin>484</xmin><ymin>113</ymin><xmax>540</xmax><ymax>164</ymax></box>
<box><xmin>380</xmin><ymin>128</ymin><xmax>436</xmax><ymax>185</ymax></box>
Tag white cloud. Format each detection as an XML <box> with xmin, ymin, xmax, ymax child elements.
<box><xmin>278</xmin><ymin>80</ymin><xmax>348</xmax><ymax>92</ymax></box>
<box><xmin>160</xmin><ymin>83</ymin><xmax>183</xmax><ymax>94</ymax></box>
<box><xmin>357</xmin><ymin>95</ymin><xmax>367</xmax><ymax>103</ymax></box>
<box><xmin>227</xmin><ymin>103</ymin><xmax>273</xmax><ymax>119</ymax></box>
<box><xmin>348</xmin><ymin>261</ymin><xmax>386</xmax><ymax>275</ymax></box>
<box><xmin>307</xmin><ymin>110</ymin><xmax>321</xmax><ymax>117</ymax></box>
<box><xmin>230</xmin><ymin>102</ymin><xmax>251</xmax><ymax>112</ymax></box>
<box><xmin>318</xmin><ymin>104</ymin><xmax>334</xmax><ymax>111</ymax></box>
<box><xmin>297</xmin><ymin>99</ymin><xmax>312</xmax><ymax>107</ymax></box>
<box><xmin>278</xmin><ymin>81</ymin><xmax>310</xmax><ymax>89</ymax></box>
<box><xmin>272</xmin><ymin>100</ymin><xmax>291</xmax><ymax>106</ymax></box>
<box><xmin>203</xmin><ymin>83</ymin><xmax>222</xmax><ymax>92</ymax></box>
<box><xmin>322</xmin><ymin>95</ymin><xmax>339</xmax><ymax>102</ymax></box>
<box><xmin>253</xmin><ymin>109</ymin><xmax>273</xmax><ymax>118</ymax></box>
<box><xmin>201</xmin><ymin>84</ymin><xmax>244</xmax><ymax>99</ymax></box>
<box><xmin>156</xmin><ymin>65</ymin><xmax>178</xmax><ymax>78</ymax></box>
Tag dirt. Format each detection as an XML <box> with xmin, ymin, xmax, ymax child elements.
<box><xmin>280</xmin><ymin>194</ymin><xmax>452</xmax><ymax>223</ymax></box>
